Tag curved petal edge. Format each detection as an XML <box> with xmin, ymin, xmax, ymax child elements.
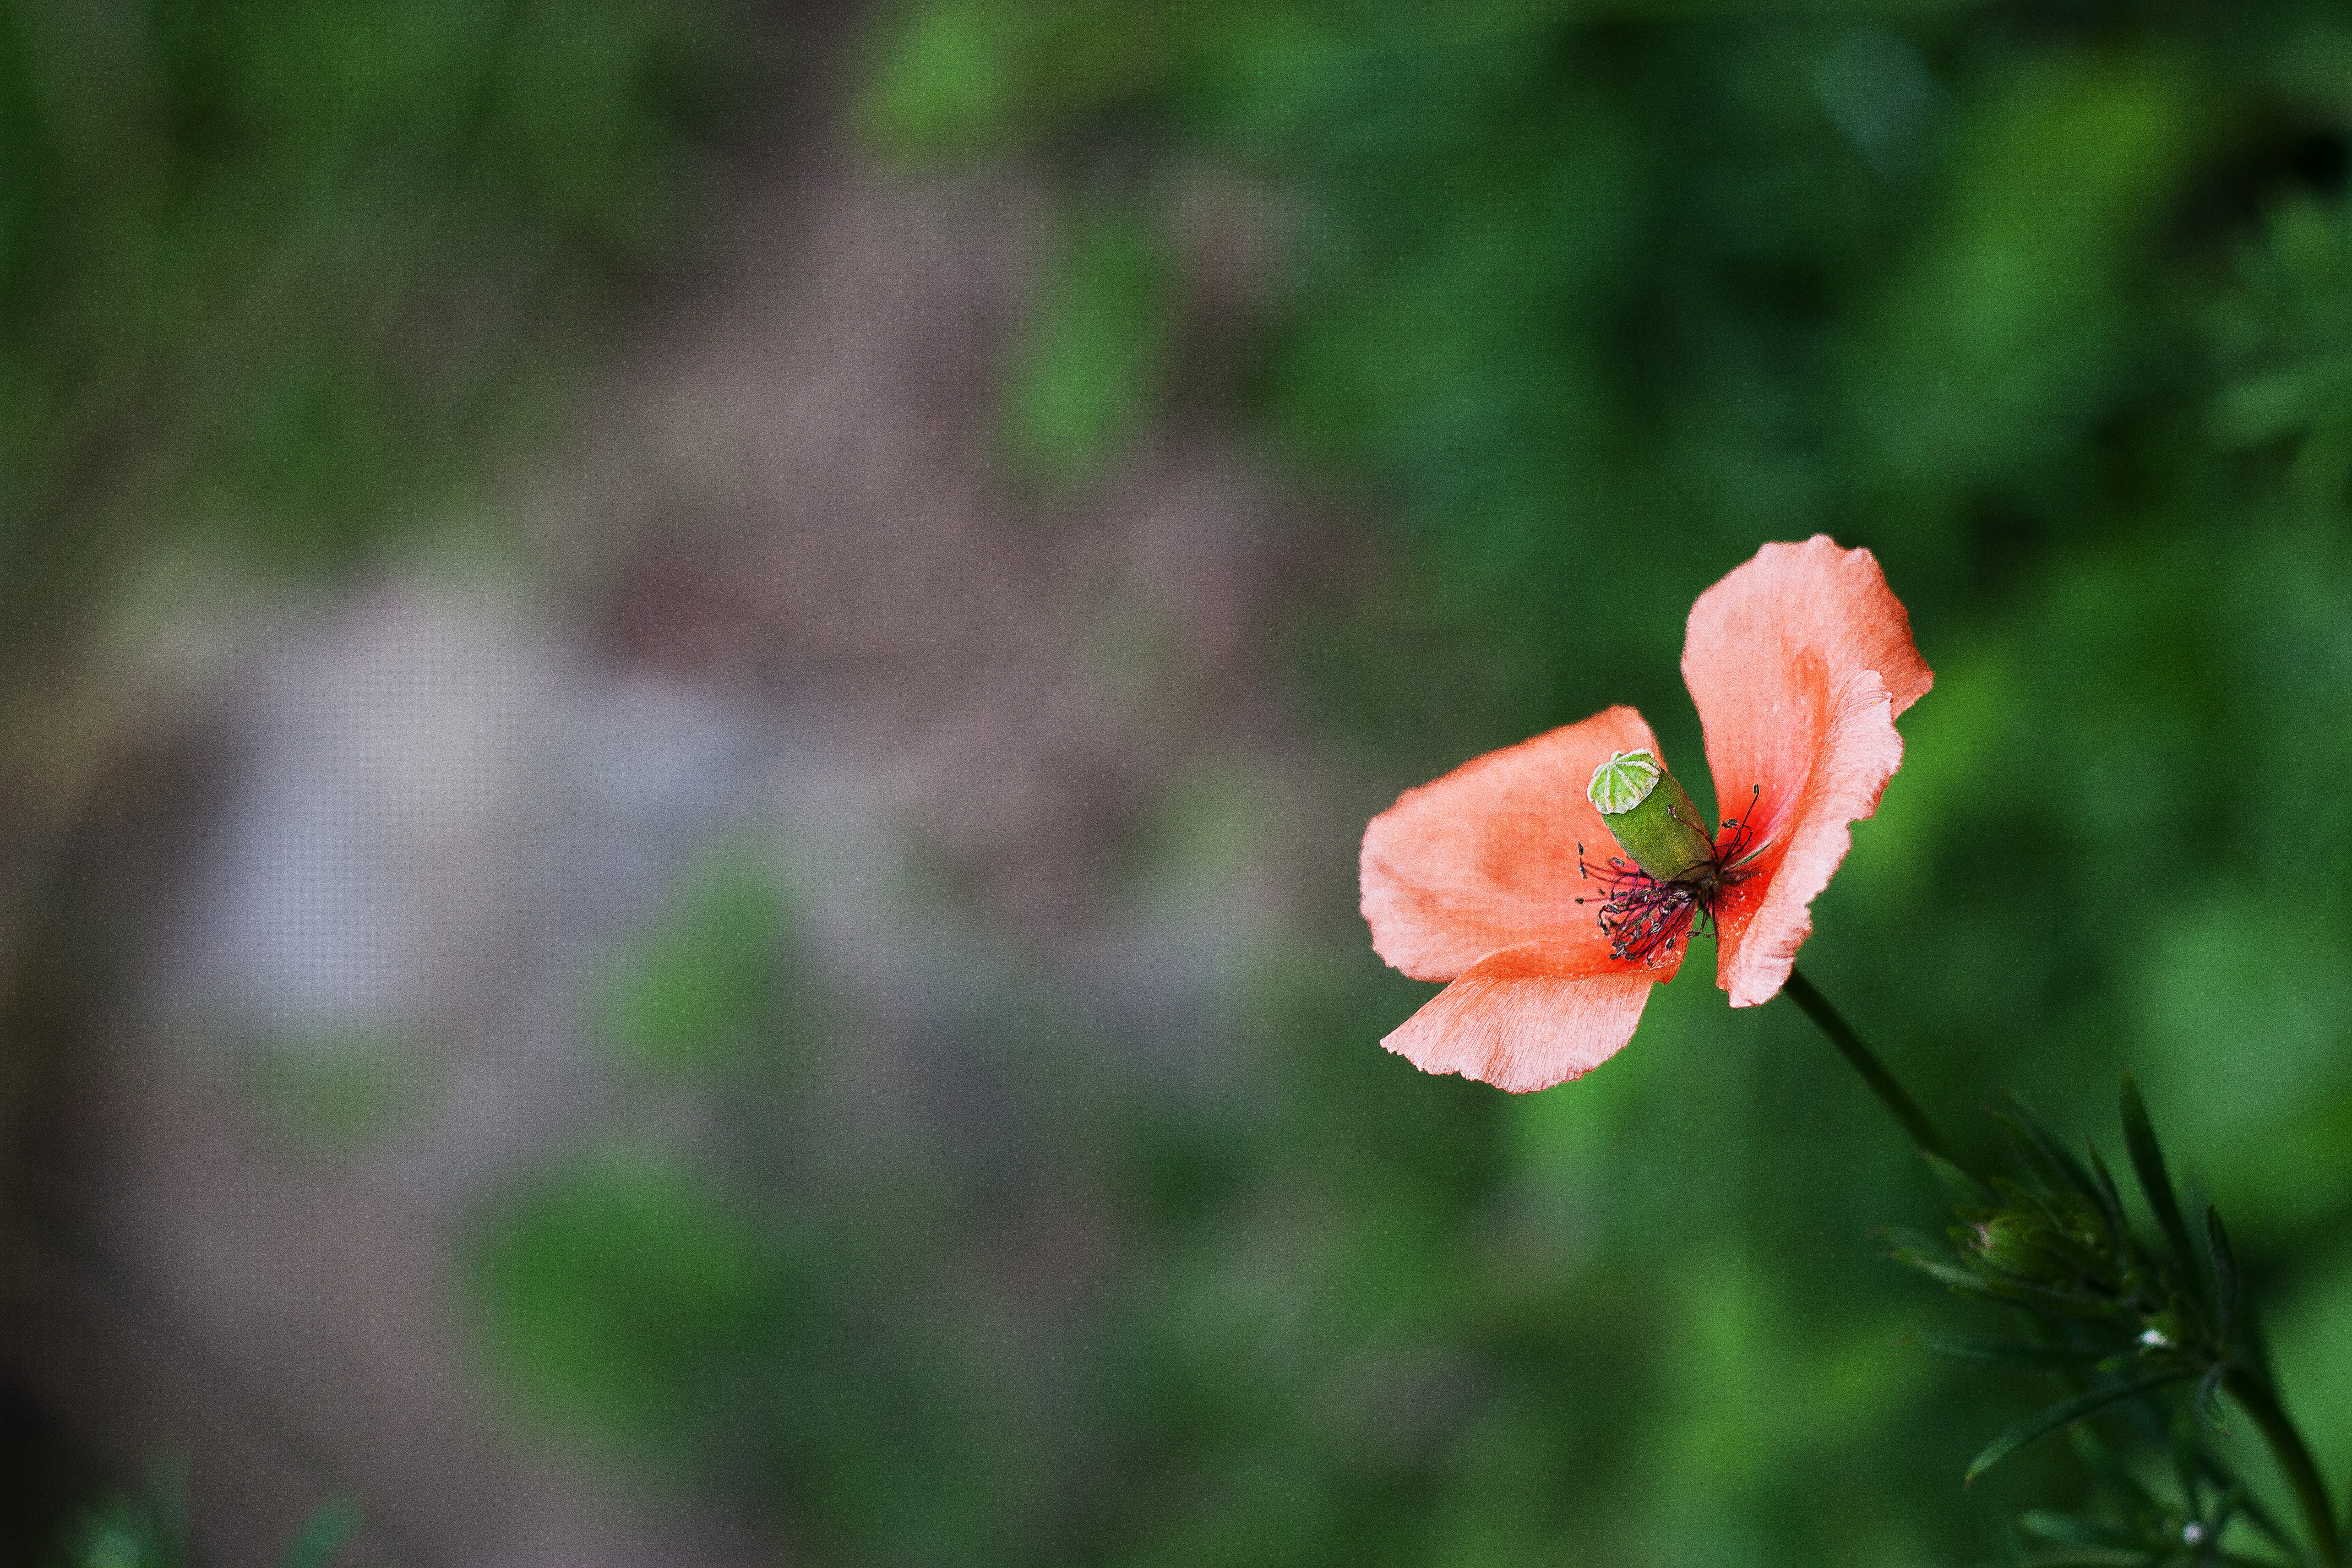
<box><xmin>1383</xmin><ymin>946</ymin><xmax>1657</xmax><ymax>1092</ymax></box>
<box><xmin>1683</xmin><ymin>535</ymin><xmax>1933</xmax><ymax>1008</ymax></box>
<box><xmin>1712</xmin><ymin>669</ymin><xmax>1903</xmax><ymax>1005</ymax></box>
<box><xmin>1359</xmin><ymin>705</ymin><xmax>1669</xmax><ymax>984</ymax></box>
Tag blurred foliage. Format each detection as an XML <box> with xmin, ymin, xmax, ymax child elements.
<box><xmin>999</xmin><ymin>207</ymin><xmax>1175</xmax><ymax>486</ymax></box>
<box><xmin>0</xmin><ymin>0</ymin><xmax>746</xmax><ymax>1544</ymax></box>
<box><xmin>240</xmin><ymin>1023</ymin><xmax>435</xmax><ymax>1154</ymax></box>
<box><xmin>0</xmin><ymin>0</ymin><xmax>740</xmax><ymax>645</ymax></box>
<box><xmin>592</xmin><ymin>850</ymin><xmax>807</xmax><ymax>1077</ymax></box>
<box><xmin>475</xmin><ymin>861</ymin><xmax>1047</xmax><ymax>1560</ymax></box>
<box><xmin>59</xmin><ymin>1474</ymin><xmax>189</xmax><ymax>1568</ymax></box>
<box><xmin>473</xmin><ymin>0</ymin><xmax>2352</xmax><ymax>1565</ymax></box>
<box><xmin>59</xmin><ymin>1474</ymin><xmax>355</xmax><ymax>1568</ymax></box>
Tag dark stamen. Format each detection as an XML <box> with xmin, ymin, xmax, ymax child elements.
<box><xmin>1577</xmin><ymin>783</ymin><xmax>1768</xmax><ymax>965</ymax></box>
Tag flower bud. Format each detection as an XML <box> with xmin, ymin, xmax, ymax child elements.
<box><xmin>1586</xmin><ymin>750</ymin><xmax>1717</xmax><ymax>883</ymax></box>
<box><xmin>1967</xmin><ymin>1214</ymin><xmax>2046</xmax><ymax>1278</ymax></box>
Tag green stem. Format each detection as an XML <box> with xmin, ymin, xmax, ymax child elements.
<box><xmin>1781</xmin><ymin>967</ymin><xmax>1962</xmax><ymax>1169</ymax></box>
<box><xmin>2226</xmin><ymin>1369</ymin><xmax>2342</xmax><ymax>1567</ymax></box>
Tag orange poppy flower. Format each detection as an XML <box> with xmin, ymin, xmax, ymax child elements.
<box><xmin>1358</xmin><ymin>536</ymin><xmax>1933</xmax><ymax>1091</ymax></box>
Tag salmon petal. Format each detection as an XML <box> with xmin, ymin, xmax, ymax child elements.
<box><xmin>1681</xmin><ymin>536</ymin><xmax>1932</xmax><ymax>1006</ymax></box>
<box><xmin>1360</xmin><ymin>705</ymin><xmax>1681</xmax><ymax>983</ymax></box>
<box><xmin>1382</xmin><ymin>945</ymin><xmax>1659</xmax><ymax>1092</ymax></box>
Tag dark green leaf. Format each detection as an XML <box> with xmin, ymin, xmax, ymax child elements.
<box><xmin>1913</xmin><ymin>1331</ymin><xmax>2107</xmax><ymax>1372</ymax></box>
<box><xmin>1873</xmin><ymin>1224</ymin><xmax>1948</xmax><ymax>1257</ymax></box>
<box><xmin>2000</xmin><ymin>1093</ymin><xmax>2101</xmax><ymax>1201</ymax></box>
<box><xmin>1993</xmin><ymin>1109</ymin><xmax>2079</xmax><ymax>1201</ymax></box>
<box><xmin>1966</xmin><ymin>1368</ymin><xmax>2192</xmax><ymax>1483</ymax></box>
<box><xmin>2206</xmin><ymin>1206</ymin><xmax>2238</xmax><ymax>1348</ymax></box>
<box><xmin>1951</xmin><ymin>1259</ymin><xmax>2114</xmax><ymax>1315</ymax></box>
<box><xmin>2121</xmin><ymin>1073</ymin><xmax>2198</xmax><ymax>1288</ymax></box>
<box><xmin>2193</xmin><ymin>1364</ymin><xmax>2228</xmax><ymax>1434</ymax></box>
<box><xmin>1990</xmin><ymin>1174</ymin><xmax>2043</xmax><ymax>1210</ymax></box>
<box><xmin>2017</xmin><ymin>1510</ymin><xmax>2147</xmax><ymax>1551</ymax></box>
<box><xmin>2238</xmin><ymin>1283</ymin><xmax>2280</xmax><ymax>1385</ymax></box>
<box><xmin>1924</xmin><ymin>1151</ymin><xmax>1995</xmax><ymax>1206</ymax></box>
<box><xmin>1893</xmin><ymin>1251</ymin><xmax>2009</xmax><ymax>1299</ymax></box>
<box><xmin>2085</xmin><ymin>1145</ymin><xmax>2128</xmax><ymax>1249</ymax></box>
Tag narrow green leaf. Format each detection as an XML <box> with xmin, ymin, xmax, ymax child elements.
<box><xmin>279</xmin><ymin>1499</ymin><xmax>361</xmax><ymax>1568</ymax></box>
<box><xmin>1913</xmin><ymin>1332</ymin><xmax>2106</xmax><ymax>1372</ymax></box>
<box><xmin>2192</xmin><ymin>1364</ymin><xmax>2229</xmax><ymax>1433</ymax></box>
<box><xmin>2017</xmin><ymin>1510</ymin><xmax>2146</xmax><ymax>1551</ymax></box>
<box><xmin>1965</xmin><ymin>1264</ymin><xmax>2113</xmax><ymax>1315</ymax></box>
<box><xmin>2084</xmin><ymin>1145</ymin><xmax>2128</xmax><ymax>1248</ymax></box>
<box><xmin>1988</xmin><ymin>1174</ymin><xmax>2041</xmax><ymax>1209</ymax></box>
<box><xmin>1992</xmin><ymin>1110</ymin><xmax>2078</xmax><ymax>1201</ymax></box>
<box><xmin>2121</xmin><ymin>1073</ymin><xmax>2197</xmax><ymax>1285</ymax></box>
<box><xmin>1872</xmin><ymin>1224</ymin><xmax>1947</xmax><ymax>1256</ymax></box>
<box><xmin>2001</xmin><ymin>1093</ymin><xmax>2100</xmax><ymax>1200</ymax></box>
<box><xmin>2206</xmin><ymin>1206</ymin><xmax>2239</xmax><ymax>1348</ymax></box>
<box><xmin>2238</xmin><ymin>1280</ymin><xmax>2279</xmax><ymax>1385</ymax></box>
<box><xmin>1966</xmin><ymin>1369</ymin><xmax>2192</xmax><ymax>1483</ymax></box>
<box><xmin>1924</xmin><ymin>1151</ymin><xmax>1995</xmax><ymax>1206</ymax></box>
<box><xmin>1893</xmin><ymin>1252</ymin><xmax>2007</xmax><ymax>1298</ymax></box>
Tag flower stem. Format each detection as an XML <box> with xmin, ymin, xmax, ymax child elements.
<box><xmin>2226</xmin><ymin>1368</ymin><xmax>2342</xmax><ymax>1566</ymax></box>
<box><xmin>1781</xmin><ymin>967</ymin><xmax>1961</xmax><ymax>1169</ymax></box>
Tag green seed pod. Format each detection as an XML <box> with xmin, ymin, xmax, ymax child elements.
<box><xmin>1587</xmin><ymin>749</ymin><xmax>1717</xmax><ymax>883</ymax></box>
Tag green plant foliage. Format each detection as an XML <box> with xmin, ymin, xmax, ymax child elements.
<box><xmin>477</xmin><ymin>856</ymin><xmax>1052</xmax><ymax>1559</ymax></box>
<box><xmin>2217</xmin><ymin>194</ymin><xmax>2352</xmax><ymax>491</ymax></box>
<box><xmin>592</xmin><ymin>851</ymin><xmax>803</xmax><ymax>1077</ymax></box>
<box><xmin>469</xmin><ymin>1153</ymin><xmax>798</xmax><ymax>1460</ymax></box>
<box><xmin>1885</xmin><ymin>1080</ymin><xmax>2334</xmax><ymax>1562</ymax></box>
<box><xmin>0</xmin><ymin>0</ymin><xmax>739</xmax><ymax>639</ymax></box>
<box><xmin>999</xmin><ymin>205</ymin><xmax>1176</xmax><ymax>484</ymax></box>
<box><xmin>470</xmin><ymin>1128</ymin><xmax>1054</xmax><ymax>1558</ymax></box>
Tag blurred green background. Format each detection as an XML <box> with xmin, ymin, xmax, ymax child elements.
<box><xmin>10</xmin><ymin>0</ymin><xmax>2352</xmax><ymax>1564</ymax></box>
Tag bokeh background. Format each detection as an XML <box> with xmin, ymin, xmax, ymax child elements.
<box><xmin>1</xmin><ymin>0</ymin><xmax>2350</xmax><ymax>1564</ymax></box>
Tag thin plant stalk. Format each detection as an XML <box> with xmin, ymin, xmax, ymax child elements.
<box><xmin>2226</xmin><ymin>1370</ymin><xmax>2342</xmax><ymax>1567</ymax></box>
<box><xmin>1781</xmin><ymin>967</ymin><xmax>1961</xmax><ymax>1168</ymax></box>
